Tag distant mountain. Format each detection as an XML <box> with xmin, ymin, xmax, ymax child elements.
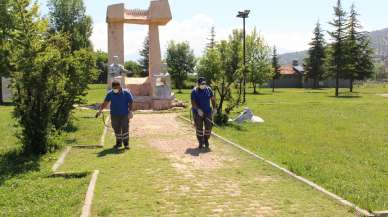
<box><xmin>369</xmin><ymin>27</ymin><xmax>388</xmax><ymax>59</ymax></box>
<box><xmin>279</xmin><ymin>27</ymin><xmax>388</xmax><ymax>65</ymax></box>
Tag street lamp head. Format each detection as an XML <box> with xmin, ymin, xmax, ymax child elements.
<box><xmin>237</xmin><ymin>10</ymin><xmax>250</xmax><ymax>18</ymax></box>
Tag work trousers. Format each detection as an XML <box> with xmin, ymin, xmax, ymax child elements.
<box><xmin>111</xmin><ymin>115</ymin><xmax>129</xmax><ymax>145</ymax></box>
<box><xmin>194</xmin><ymin>113</ymin><xmax>213</xmax><ymax>144</ymax></box>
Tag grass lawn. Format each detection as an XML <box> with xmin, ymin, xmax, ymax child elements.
<box><xmin>0</xmin><ymin>106</ymin><xmax>100</xmax><ymax>216</ymax></box>
<box><xmin>176</xmin><ymin>84</ymin><xmax>388</xmax><ymax>211</ymax></box>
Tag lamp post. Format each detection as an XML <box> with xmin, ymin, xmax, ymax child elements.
<box><xmin>237</xmin><ymin>10</ymin><xmax>250</xmax><ymax>103</ymax></box>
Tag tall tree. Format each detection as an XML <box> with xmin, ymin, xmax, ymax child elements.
<box><xmin>271</xmin><ymin>46</ymin><xmax>280</xmax><ymax>92</ymax></box>
<box><xmin>328</xmin><ymin>0</ymin><xmax>348</xmax><ymax>97</ymax></box>
<box><xmin>0</xmin><ymin>0</ymin><xmax>14</xmax><ymax>104</ymax></box>
<box><xmin>48</xmin><ymin>0</ymin><xmax>93</xmax><ymax>51</ymax></box>
<box><xmin>166</xmin><ymin>41</ymin><xmax>196</xmax><ymax>93</ymax></box>
<box><xmin>228</xmin><ymin>30</ymin><xmax>243</xmax><ymax>105</ymax></box>
<box><xmin>345</xmin><ymin>3</ymin><xmax>374</xmax><ymax>92</ymax></box>
<box><xmin>206</xmin><ymin>26</ymin><xmax>216</xmax><ymax>50</ymax></box>
<box><xmin>48</xmin><ymin>0</ymin><xmax>97</xmax><ymax>130</ymax></box>
<box><xmin>138</xmin><ymin>36</ymin><xmax>149</xmax><ymax>77</ymax></box>
<box><xmin>305</xmin><ymin>21</ymin><xmax>326</xmax><ymax>89</ymax></box>
<box><xmin>246</xmin><ymin>28</ymin><xmax>273</xmax><ymax>94</ymax></box>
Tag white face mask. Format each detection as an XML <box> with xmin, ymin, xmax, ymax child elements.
<box><xmin>199</xmin><ymin>84</ymin><xmax>206</xmax><ymax>90</ymax></box>
<box><xmin>113</xmin><ymin>89</ymin><xmax>120</xmax><ymax>94</ymax></box>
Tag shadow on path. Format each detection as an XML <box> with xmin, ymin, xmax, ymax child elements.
<box><xmin>185</xmin><ymin>147</ymin><xmax>211</xmax><ymax>157</ymax></box>
<box><xmin>97</xmin><ymin>148</ymin><xmax>126</xmax><ymax>157</ymax></box>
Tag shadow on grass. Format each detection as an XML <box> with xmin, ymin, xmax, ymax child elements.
<box><xmin>226</xmin><ymin>122</ymin><xmax>247</xmax><ymax>131</ymax></box>
<box><xmin>0</xmin><ymin>102</ymin><xmax>15</xmax><ymax>107</ymax></box>
<box><xmin>185</xmin><ymin>147</ymin><xmax>211</xmax><ymax>157</ymax></box>
<box><xmin>0</xmin><ymin>150</ymin><xmax>40</xmax><ymax>186</ymax></box>
<box><xmin>328</xmin><ymin>95</ymin><xmax>362</xmax><ymax>99</ymax></box>
<box><xmin>97</xmin><ymin>148</ymin><xmax>125</xmax><ymax>157</ymax></box>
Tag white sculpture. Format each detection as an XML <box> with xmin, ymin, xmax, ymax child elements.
<box><xmin>108</xmin><ymin>56</ymin><xmax>131</xmax><ymax>89</ymax></box>
<box><xmin>232</xmin><ymin>108</ymin><xmax>264</xmax><ymax>124</ymax></box>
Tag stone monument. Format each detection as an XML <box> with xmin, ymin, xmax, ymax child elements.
<box><xmin>108</xmin><ymin>56</ymin><xmax>130</xmax><ymax>89</ymax></box>
<box><xmin>106</xmin><ymin>0</ymin><xmax>174</xmax><ymax>110</ymax></box>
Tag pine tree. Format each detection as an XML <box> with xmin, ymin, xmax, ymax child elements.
<box><xmin>345</xmin><ymin>3</ymin><xmax>374</xmax><ymax>92</ymax></box>
<box><xmin>305</xmin><ymin>21</ymin><xmax>326</xmax><ymax>89</ymax></box>
<box><xmin>271</xmin><ymin>46</ymin><xmax>280</xmax><ymax>93</ymax></box>
<box><xmin>328</xmin><ymin>0</ymin><xmax>348</xmax><ymax>97</ymax></box>
<box><xmin>138</xmin><ymin>36</ymin><xmax>149</xmax><ymax>77</ymax></box>
<box><xmin>206</xmin><ymin>26</ymin><xmax>216</xmax><ymax>50</ymax></box>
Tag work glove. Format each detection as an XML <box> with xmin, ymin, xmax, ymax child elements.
<box><xmin>197</xmin><ymin>109</ymin><xmax>204</xmax><ymax>117</ymax></box>
<box><xmin>212</xmin><ymin>109</ymin><xmax>217</xmax><ymax>116</ymax></box>
<box><xmin>129</xmin><ymin>111</ymin><xmax>134</xmax><ymax>119</ymax></box>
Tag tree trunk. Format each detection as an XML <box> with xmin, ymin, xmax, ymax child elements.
<box><xmin>335</xmin><ymin>70</ymin><xmax>339</xmax><ymax>97</ymax></box>
<box><xmin>253</xmin><ymin>82</ymin><xmax>257</xmax><ymax>94</ymax></box>
<box><xmin>350</xmin><ymin>78</ymin><xmax>353</xmax><ymax>92</ymax></box>
<box><xmin>272</xmin><ymin>79</ymin><xmax>275</xmax><ymax>92</ymax></box>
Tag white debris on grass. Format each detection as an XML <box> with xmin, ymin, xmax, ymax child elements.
<box><xmin>231</xmin><ymin>108</ymin><xmax>264</xmax><ymax>124</ymax></box>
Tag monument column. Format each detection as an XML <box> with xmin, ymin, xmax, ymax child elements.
<box><xmin>108</xmin><ymin>22</ymin><xmax>124</xmax><ymax>65</ymax></box>
<box><xmin>148</xmin><ymin>24</ymin><xmax>162</xmax><ymax>78</ymax></box>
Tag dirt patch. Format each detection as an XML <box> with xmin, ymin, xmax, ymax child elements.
<box><xmin>130</xmin><ymin>113</ymin><xmax>230</xmax><ymax>170</ymax></box>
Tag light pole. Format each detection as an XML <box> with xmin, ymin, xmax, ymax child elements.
<box><xmin>237</xmin><ymin>10</ymin><xmax>250</xmax><ymax>103</ymax></box>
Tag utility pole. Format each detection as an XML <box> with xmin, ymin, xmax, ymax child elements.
<box><xmin>237</xmin><ymin>10</ymin><xmax>250</xmax><ymax>103</ymax></box>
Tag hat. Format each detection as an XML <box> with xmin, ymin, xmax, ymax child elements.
<box><xmin>197</xmin><ymin>77</ymin><xmax>206</xmax><ymax>84</ymax></box>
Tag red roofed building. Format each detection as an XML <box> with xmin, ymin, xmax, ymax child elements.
<box><xmin>269</xmin><ymin>60</ymin><xmax>305</xmax><ymax>88</ymax></box>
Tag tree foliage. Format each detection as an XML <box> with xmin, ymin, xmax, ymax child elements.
<box><xmin>345</xmin><ymin>3</ymin><xmax>374</xmax><ymax>92</ymax></box>
<box><xmin>271</xmin><ymin>46</ymin><xmax>280</xmax><ymax>92</ymax></box>
<box><xmin>95</xmin><ymin>50</ymin><xmax>108</xmax><ymax>83</ymax></box>
<box><xmin>5</xmin><ymin>0</ymin><xmax>97</xmax><ymax>155</ymax></box>
<box><xmin>138</xmin><ymin>36</ymin><xmax>149</xmax><ymax>77</ymax></box>
<box><xmin>305</xmin><ymin>21</ymin><xmax>326</xmax><ymax>88</ymax></box>
<box><xmin>328</xmin><ymin>0</ymin><xmax>348</xmax><ymax>97</ymax></box>
<box><xmin>0</xmin><ymin>0</ymin><xmax>15</xmax><ymax>104</ymax></box>
<box><xmin>166</xmin><ymin>41</ymin><xmax>196</xmax><ymax>93</ymax></box>
<box><xmin>246</xmin><ymin>28</ymin><xmax>273</xmax><ymax>94</ymax></box>
<box><xmin>48</xmin><ymin>0</ymin><xmax>93</xmax><ymax>51</ymax></box>
<box><xmin>124</xmin><ymin>60</ymin><xmax>142</xmax><ymax>77</ymax></box>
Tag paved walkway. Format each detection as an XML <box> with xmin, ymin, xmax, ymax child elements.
<box><xmin>63</xmin><ymin>113</ymin><xmax>354</xmax><ymax>216</ymax></box>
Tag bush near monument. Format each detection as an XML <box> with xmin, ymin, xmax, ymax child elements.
<box><xmin>4</xmin><ymin>0</ymin><xmax>97</xmax><ymax>155</ymax></box>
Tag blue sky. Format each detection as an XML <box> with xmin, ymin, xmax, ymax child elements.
<box><xmin>38</xmin><ymin>0</ymin><xmax>388</xmax><ymax>60</ymax></box>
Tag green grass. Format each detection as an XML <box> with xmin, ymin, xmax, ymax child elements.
<box><xmin>0</xmin><ymin>107</ymin><xmax>100</xmax><ymax>217</ymax></box>
<box><xmin>176</xmin><ymin>85</ymin><xmax>388</xmax><ymax>211</ymax></box>
<box><xmin>84</xmin><ymin>84</ymin><xmax>107</xmax><ymax>105</ymax></box>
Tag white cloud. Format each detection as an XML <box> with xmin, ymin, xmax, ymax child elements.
<box><xmin>262</xmin><ymin>31</ymin><xmax>312</xmax><ymax>54</ymax></box>
<box><xmin>90</xmin><ymin>14</ymin><xmax>312</xmax><ymax>60</ymax></box>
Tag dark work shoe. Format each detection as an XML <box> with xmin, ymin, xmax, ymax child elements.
<box><xmin>204</xmin><ymin>138</ymin><xmax>210</xmax><ymax>149</ymax></box>
<box><xmin>124</xmin><ymin>142</ymin><xmax>129</xmax><ymax>150</ymax></box>
<box><xmin>197</xmin><ymin>136</ymin><xmax>204</xmax><ymax>149</ymax></box>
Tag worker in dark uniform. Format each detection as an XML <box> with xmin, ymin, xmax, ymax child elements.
<box><xmin>97</xmin><ymin>80</ymin><xmax>134</xmax><ymax>150</ymax></box>
<box><xmin>191</xmin><ymin>77</ymin><xmax>217</xmax><ymax>149</ymax></box>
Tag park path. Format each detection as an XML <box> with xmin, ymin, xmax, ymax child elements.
<box><xmin>120</xmin><ymin>113</ymin><xmax>352</xmax><ymax>216</ymax></box>
<box><xmin>62</xmin><ymin>113</ymin><xmax>354</xmax><ymax>216</ymax></box>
